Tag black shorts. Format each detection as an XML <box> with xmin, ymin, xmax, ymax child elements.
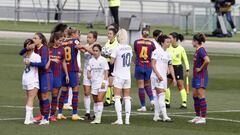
<box><xmin>108</xmin><ymin>62</ymin><xmax>114</xmax><ymax>77</ymax></box>
<box><xmin>167</xmin><ymin>65</ymin><xmax>184</xmax><ymax>80</ymax></box>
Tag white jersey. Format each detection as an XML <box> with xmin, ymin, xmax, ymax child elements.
<box><xmin>87</xmin><ymin>56</ymin><xmax>109</xmax><ymax>89</ymax></box>
<box><xmin>83</xmin><ymin>44</ymin><xmax>93</xmax><ymax>69</ymax></box>
<box><xmin>22</xmin><ymin>52</ymin><xmax>41</xmax><ymax>89</ymax></box>
<box><xmin>152</xmin><ymin>39</ymin><xmax>161</xmax><ymax>50</ymax></box>
<box><xmin>111</xmin><ymin>45</ymin><xmax>132</xmax><ymax>80</ymax></box>
<box><xmin>151</xmin><ymin>47</ymin><xmax>172</xmax><ymax>81</ymax></box>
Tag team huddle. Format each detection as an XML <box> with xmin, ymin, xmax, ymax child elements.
<box><xmin>20</xmin><ymin>23</ymin><xmax>210</xmax><ymax>125</ymax></box>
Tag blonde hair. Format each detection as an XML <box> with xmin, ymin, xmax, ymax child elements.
<box><xmin>117</xmin><ymin>29</ymin><xmax>128</xmax><ymax>44</ymax></box>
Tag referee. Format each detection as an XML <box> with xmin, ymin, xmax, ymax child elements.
<box><xmin>166</xmin><ymin>32</ymin><xmax>190</xmax><ymax>109</ymax></box>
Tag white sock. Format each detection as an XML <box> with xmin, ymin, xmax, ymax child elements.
<box><xmin>154</xmin><ymin>94</ymin><xmax>160</xmax><ymax>117</ymax></box>
<box><xmin>68</xmin><ymin>88</ymin><xmax>73</xmax><ymax>105</ymax></box>
<box><xmin>124</xmin><ymin>96</ymin><xmax>131</xmax><ymax>121</ymax></box>
<box><xmin>84</xmin><ymin>95</ymin><xmax>91</xmax><ymax>114</ymax></box>
<box><xmin>93</xmin><ymin>103</ymin><xmax>98</xmax><ymax>117</ymax></box>
<box><xmin>114</xmin><ymin>96</ymin><xmax>122</xmax><ymax>121</ymax></box>
<box><xmin>25</xmin><ymin>105</ymin><xmax>33</xmax><ymax>120</ymax></box>
<box><xmin>97</xmin><ymin>102</ymin><xmax>103</xmax><ymax>120</ymax></box>
<box><xmin>158</xmin><ymin>92</ymin><xmax>168</xmax><ymax>118</ymax></box>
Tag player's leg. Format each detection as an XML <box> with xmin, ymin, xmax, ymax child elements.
<box><xmin>195</xmin><ymin>87</ymin><xmax>207</xmax><ymax>124</ymax></box>
<box><xmin>83</xmin><ymin>84</ymin><xmax>92</xmax><ymax>120</ymax></box>
<box><xmin>112</xmin><ymin>77</ymin><xmax>123</xmax><ymax>125</ymax></box>
<box><xmin>165</xmin><ymin>77</ymin><xmax>173</xmax><ymax>108</ymax></box>
<box><xmin>177</xmin><ymin>80</ymin><xmax>187</xmax><ymax>109</ymax></box>
<box><xmin>50</xmin><ymin>87</ymin><xmax>59</xmax><ymax>122</ymax></box>
<box><xmin>105</xmin><ymin>76</ymin><xmax>114</xmax><ymax>106</ymax></box>
<box><xmin>24</xmin><ymin>87</ymin><xmax>38</xmax><ymax>125</ymax></box>
<box><xmin>144</xmin><ymin>69</ymin><xmax>154</xmax><ymax>109</ymax></box>
<box><xmin>135</xmin><ymin>67</ymin><xmax>146</xmax><ymax>111</ymax></box>
<box><xmin>123</xmin><ymin>88</ymin><xmax>131</xmax><ymax>125</ymax></box>
<box><xmin>151</xmin><ymin>78</ymin><xmax>161</xmax><ymax>122</ymax></box>
<box><xmin>71</xmin><ymin>85</ymin><xmax>84</xmax><ymax>120</ymax></box>
<box><xmin>57</xmin><ymin>87</ymin><xmax>68</xmax><ymax>120</ymax></box>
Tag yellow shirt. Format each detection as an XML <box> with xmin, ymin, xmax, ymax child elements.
<box><xmin>167</xmin><ymin>43</ymin><xmax>190</xmax><ymax>70</ymax></box>
<box><xmin>103</xmin><ymin>38</ymin><xmax>119</xmax><ymax>61</ymax></box>
<box><xmin>108</xmin><ymin>0</ymin><xmax>120</xmax><ymax>7</ymax></box>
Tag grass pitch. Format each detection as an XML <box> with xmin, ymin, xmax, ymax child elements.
<box><xmin>0</xmin><ymin>37</ymin><xmax>240</xmax><ymax>135</ymax></box>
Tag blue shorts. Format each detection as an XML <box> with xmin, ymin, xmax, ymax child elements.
<box><xmin>39</xmin><ymin>72</ymin><xmax>53</xmax><ymax>93</ymax></box>
<box><xmin>62</xmin><ymin>71</ymin><xmax>79</xmax><ymax>88</ymax></box>
<box><xmin>134</xmin><ymin>66</ymin><xmax>152</xmax><ymax>81</ymax></box>
<box><xmin>53</xmin><ymin>75</ymin><xmax>62</xmax><ymax>89</ymax></box>
<box><xmin>192</xmin><ymin>74</ymin><xmax>208</xmax><ymax>89</ymax></box>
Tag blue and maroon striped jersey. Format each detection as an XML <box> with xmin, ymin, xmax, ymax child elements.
<box><xmin>62</xmin><ymin>38</ymin><xmax>80</xmax><ymax>72</ymax></box>
<box><xmin>49</xmin><ymin>46</ymin><xmax>65</xmax><ymax>77</ymax></box>
<box><xmin>134</xmin><ymin>38</ymin><xmax>156</xmax><ymax>68</ymax></box>
<box><xmin>30</xmin><ymin>45</ymin><xmax>52</xmax><ymax>73</ymax></box>
<box><xmin>193</xmin><ymin>47</ymin><xmax>208</xmax><ymax>78</ymax></box>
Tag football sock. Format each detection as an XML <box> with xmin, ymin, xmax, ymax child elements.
<box><xmin>158</xmin><ymin>92</ymin><xmax>167</xmax><ymax>118</ymax></box>
<box><xmin>50</xmin><ymin>95</ymin><xmax>58</xmax><ymax>116</ymax></box>
<box><xmin>58</xmin><ymin>90</ymin><xmax>68</xmax><ymax>114</ymax></box>
<box><xmin>193</xmin><ymin>97</ymin><xmax>200</xmax><ymax>116</ymax></box>
<box><xmin>114</xmin><ymin>96</ymin><xmax>122</xmax><ymax>120</ymax></box>
<box><xmin>72</xmin><ymin>91</ymin><xmax>79</xmax><ymax>115</ymax></box>
<box><xmin>144</xmin><ymin>85</ymin><xmax>154</xmax><ymax>101</ymax></box>
<box><xmin>124</xmin><ymin>96</ymin><xmax>131</xmax><ymax>121</ymax></box>
<box><xmin>200</xmin><ymin>98</ymin><xmax>207</xmax><ymax>118</ymax></box>
<box><xmin>165</xmin><ymin>88</ymin><xmax>171</xmax><ymax>105</ymax></box>
<box><xmin>84</xmin><ymin>95</ymin><xmax>91</xmax><ymax>114</ymax></box>
<box><xmin>105</xmin><ymin>87</ymin><xmax>111</xmax><ymax>104</ymax></box>
<box><xmin>138</xmin><ymin>88</ymin><xmax>146</xmax><ymax>107</ymax></box>
<box><xmin>42</xmin><ymin>99</ymin><xmax>50</xmax><ymax>120</ymax></box>
<box><xmin>180</xmin><ymin>89</ymin><xmax>187</xmax><ymax>106</ymax></box>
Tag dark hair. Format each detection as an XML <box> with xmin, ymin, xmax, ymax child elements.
<box><xmin>142</xmin><ymin>27</ymin><xmax>150</xmax><ymax>36</ymax></box>
<box><xmin>89</xmin><ymin>31</ymin><xmax>98</xmax><ymax>40</ymax></box>
<box><xmin>108</xmin><ymin>23</ymin><xmax>119</xmax><ymax>32</ymax></box>
<box><xmin>193</xmin><ymin>33</ymin><xmax>206</xmax><ymax>44</ymax></box>
<box><xmin>108</xmin><ymin>28</ymin><xmax>117</xmax><ymax>35</ymax></box>
<box><xmin>93</xmin><ymin>44</ymin><xmax>102</xmax><ymax>52</ymax></box>
<box><xmin>170</xmin><ymin>32</ymin><xmax>184</xmax><ymax>42</ymax></box>
<box><xmin>157</xmin><ymin>35</ymin><xmax>169</xmax><ymax>46</ymax></box>
<box><xmin>51</xmin><ymin>23</ymin><xmax>68</xmax><ymax>34</ymax></box>
<box><xmin>35</xmin><ymin>32</ymin><xmax>47</xmax><ymax>45</ymax></box>
<box><xmin>48</xmin><ymin>32</ymin><xmax>64</xmax><ymax>48</ymax></box>
<box><xmin>153</xmin><ymin>29</ymin><xmax>162</xmax><ymax>38</ymax></box>
<box><xmin>23</xmin><ymin>38</ymin><xmax>34</xmax><ymax>48</ymax></box>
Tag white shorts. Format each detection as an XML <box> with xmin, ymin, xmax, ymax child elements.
<box><xmin>151</xmin><ymin>77</ymin><xmax>167</xmax><ymax>90</ymax></box>
<box><xmin>91</xmin><ymin>82</ymin><xmax>108</xmax><ymax>95</ymax></box>
<box><xmin>22</xmin><ymin>82</ymin><xmax>39</xmax><ymax>90</ymax></box>
<box><xmin>113</xmin><ymin>77</ymin><xmax>131</xmax><ymax>89</ymax></box>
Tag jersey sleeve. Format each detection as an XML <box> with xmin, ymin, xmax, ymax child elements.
<box><xmin>30</xmin><ymin>47</ymin><xmax>48</xmax><ymax>68</ymax></box>
<box><xmin>151</xmin><ymin>50</ymin><xmax>158</xmax><ymax>60</ymax></box>
<box><xmin>199</xmin><ymin>47</ymin><xmax>208</xmax><ymax>59</ymax></box>
<box><xmin>87</xmin><ymin>59</ymin><xmax>92</xmax><ymax>71</ymax></box>
<box><xmin>19</xmin><ymin>48</ymin><xmax>27</xmax><ymax>56</ymax></box>
<box><xmin>110</xmin><ymin>47</ymin><xmax>118</xmax><ymax>58</ymax></box>
<box><xmin>181</xmin><ymin>47</ymin><xmax>190</xmax><ymax>70</ymax></box>
<box><xmin>104</xmin><ymin>58</ymin><xmax>110</xmax><ymax>70</ymax></box>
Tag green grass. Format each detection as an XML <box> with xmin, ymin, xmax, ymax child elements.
<box><xmin>0</xmin><ymin>20</ymin><xmax>240</xmax><ymax>42</ymax></box>
<box><xmin>0</xmin><ymin>37</ymin><xmax>240</xmax><ymax>135</ymax></box>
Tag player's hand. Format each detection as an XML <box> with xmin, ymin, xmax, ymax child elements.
<box><xmin>226</xmin><ymin>2</ymin><xmax>231</xmax><ymax>6</ymax></box>
<box><xmin>101</xmin><ymin>80</ymin><xmax>107</xmax><ymax>89</ymax></box>
<box><xmin>196</xmin><ymin>68</ymin><xmax>201</xmax><ymax>73</ymax></box>
<box><xmin>173</xmin><ymin>79</ymin><xmax>177</xmax><ymax>86</ymax></box>
<box><xmin>157</xmin><ymin>75</ymin><xmax>163</xmax><ymax>82</ymax></box>
<box><xmin>185</xmin><ymin>70</ymin><xmax>190</xmax><ymax>77</ymax></box>
<box><xmin>51</xmin><ymin>58</ymin><xmax>60</xmax><ymax>63</ymax></box>
<box><xmin>66</xmin><ymin>75</ymin><xmax>70</xmax><ymax>84</ymax></box>
<box><xmin>24</xmin><ymin>59</ymin><xmax>30</xmax><ymax>65</ymax></box>
<box><xmin>78</xmin><ymin>73</ymin><xmax>81</xmax><ymax>78</ymax></box>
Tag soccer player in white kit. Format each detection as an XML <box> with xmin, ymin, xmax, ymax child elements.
<box><xmin>151</xmin><ymin>35</ymin><xmax>177</xmax><ymax>122</ymax></box>
<box><xmin>81</xmin><ymin>31</ymin><xmax>98</xmax><ymax>120</ymax></box>
<box><xmin>87</xmin><ymin>44</ymin><xmax>109</xmax><ymax>124</ymax></box>
<box><xmin>110</xmin><ymin>29</ymin><xmax>132</xmax><ymax>125</ymax></box>
<box><xmin>22</xmin><ymin>39</ymin><xmax>41</xmax><ymax>125</ymax></box>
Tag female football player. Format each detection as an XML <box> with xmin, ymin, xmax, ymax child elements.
<box><xmin>22</xmin><ymin>39</ymin><xmax>41</xmax><ymax>125</ymax></box>
<box><xmin>88</xmin><ymin>44</ymin><xmax>109</xmax><ymax>124</ymax></box>
<box><xmin>110</xmin><ymin>29</ymin><xmax>132</xmax><ymax>125</ymax></box>
<box><xmin>151</xmin><ymin>35</ymin><xmax>176</xmax><ymax>122</ymax></box>
<box><xmin>166</xmin><ymin>32</ymin><xmax>190</xmax><ymax>109</ymax></box>
<box><xmin>188</xmin><ymin>33</ymin><xmax>210</xmax><ymax>124</ymax></box>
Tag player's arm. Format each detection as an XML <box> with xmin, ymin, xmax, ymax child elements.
<box><xmin>151</xmin><ymin>58</ymin><xmax>163</xmax><ymax>81</ymax></box>
<box><xmin>110</xmin><ymin>47</ymin><xmax>117</xmax><ymax>65</ymax></box>
<box><xmin>87</xmin><ymin>62</ymin><xmax>92</xmax><ymax>80</ymax></box>
<box><xmin>62</xmin><ymin>59</ymin><xmax>69</xmax><ymax>84</ymax></box>
<box><xmin>197</xmin><ymin>56</ymin><xmax>210</xmax><ymax>72</ymax></box>
<box><xmin>168</xmin><ymin>61</ymin><xmax>177</xmax><ymax>86</ymax></box>
<box><xmin>30</xmin><ymin>47</ymin><xmax>48</xmax><ymax>68</ymax></box>
<box><xmin>181</xmin><ymin>48</ymin><xmax>190</xmax><ymax>76</ymax></box>
<box><xmin>19</xmin><ymin>48</ymin><xmax>27</xmax><ymax>56</ymax></box>
<box><xmin>82</xmin><ymin>44</ymin><xmax>94</xmax><ymax>55</ymax></box>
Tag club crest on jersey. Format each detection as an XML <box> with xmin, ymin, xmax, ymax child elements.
<box><xmin>74</xmin><ymin>40</ymin><xmax>80</xmax><ymax>45</ymax></box>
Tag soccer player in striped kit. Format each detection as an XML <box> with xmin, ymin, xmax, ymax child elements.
<box><xmin>24</xmin><ymin>33</ymin><xmax>53</xmax><ymax>125</ymax></box>
<box><xmin>188</xmin><ymin>33</ymin><xmax>210</xmax><ymax>124</ymax></box>
<box><xmin>46</xmin><ymin>32</ymin><xmax>69</xmax><ymax>122</ymax></box>
<box><xmin>134</xmin><ymin>27</ymin><xmax>156</xmax><ymax>112</ymax></box>
<box><xmin>57</xmin><ymin>28</ymin><xmax>84</xmax><ymax>121</ymax></box>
